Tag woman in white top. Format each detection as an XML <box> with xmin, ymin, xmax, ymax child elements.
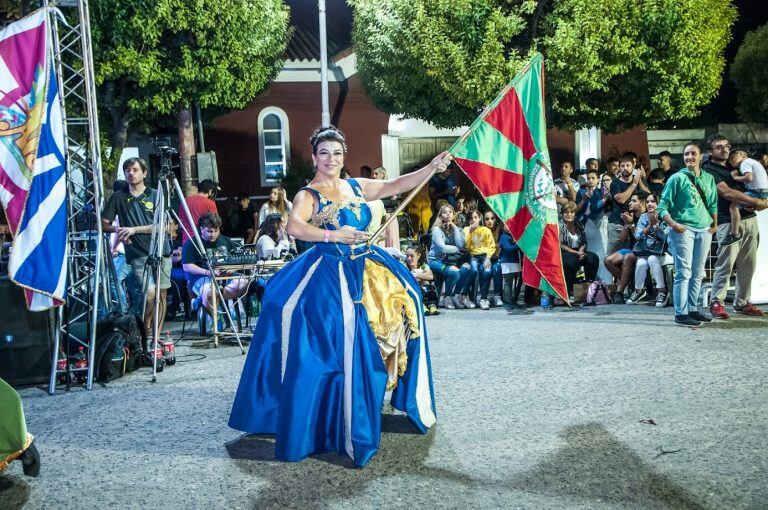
<box><xmin>626</xmin><ymin>194</ymin><xmax>672</xmax><ymax>307</ymax></box>
<box><xmin>258</xmin><ymin>186</ymin><xmax>292</xmax><ymax>226</ymax></box>
<box><xmin>256</xmin><ymin>213</ymin><xmax>292</xmax><ymax>259</ymax></box>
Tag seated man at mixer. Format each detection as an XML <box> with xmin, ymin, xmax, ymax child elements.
<box><xmin>182</xmin><ymin>212</ymin><xmax>249</xmax><ymax>320</ymax></box>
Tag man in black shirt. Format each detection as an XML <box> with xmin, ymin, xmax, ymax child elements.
<box><xmin>182</xmin><ymin>212</ymin><xmax>248</xmax><ymax>318</ymax></box>
<box><xmin>648</xmin><ymin>168</ymin><xmax>665</xmax><ymax>197</ymax></box>
<box><xmin>428</xmin><ymin>165</ymin><xmax>459</xmax><ymax>209</ymax></box>
<box><xmin>102</xmin><ymin>158</ymin><xmax>172</xmax><ymax>336</ymax></box>
<box><xmin>227</xmin><ymin>193</ymin><xmax>257</xmax><ymax>242</ymax></box>
<box><xmin>606</xmin><ymin>155</ymin><xmax>650</xmax><ymax>253</ymax></box>
<box><xmin>658</xmin><ymin>151</ymin><xmax>675</xmax><ymax>182</ymax></box>
<box><xmin>703</xmin><ymin>135</ymin><xmax>768</xmax><ymax>319</ymax></box>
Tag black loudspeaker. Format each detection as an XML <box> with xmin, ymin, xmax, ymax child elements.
<box><xmin>0</xmin><ymin>277</ymin><xmax>55</xmax><ymax>387</ymax></box>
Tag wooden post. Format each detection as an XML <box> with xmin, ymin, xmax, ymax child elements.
<box><xmin>178</xmin><ymin>107</ymin><xmax>195</xmax><ymax>196</ymax></box>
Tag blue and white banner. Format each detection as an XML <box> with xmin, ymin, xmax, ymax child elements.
<box><xmin>8</xmin><ymin>62</ymin><xmax>68</xmax><ymax>310</ymax></box>
<box><xmin>1</xmin><ymin>9</ymin><xmax>68</xmax><ymax>311</ymax></box>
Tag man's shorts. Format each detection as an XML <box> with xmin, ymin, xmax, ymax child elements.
<box><xmin>191</xmin><ymin>275</ymin><xmax>245</xmax><ymax>297</ymax></box>
<box><xmin>129</xmin><ymin>255</ymin><xmax>172</xmax><ymax>290</ymax></box>
<box><xmin>192</xmin><ymin>277</ymin><xmax>213</xmax><ymax>297</ymax></box>
<box><xmin>736</xmin><ymin>189</ymin><xmax>767</xmax><ymax>209</ymax></box>
<box><xmin>745</xmin><ymin>189</ymin><xmax>768</xmax><ymax>200</ymax></box>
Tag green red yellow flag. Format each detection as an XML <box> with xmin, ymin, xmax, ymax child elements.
<box><xmin>449</xmin><ymin>52</ymin><xmax>568</xmax><ymax>302</ymax></box>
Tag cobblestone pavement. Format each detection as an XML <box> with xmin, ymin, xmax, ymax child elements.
<box><xmin>3</xmin><ymin>303</ymin><xmax>767</xmax><ymax>509</ymax></box>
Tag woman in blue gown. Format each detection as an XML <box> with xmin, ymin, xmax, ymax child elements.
<box><xmin>230</xmin><ymin>126</ymin><xmax>451</xmax><ymax>467</ymax></box>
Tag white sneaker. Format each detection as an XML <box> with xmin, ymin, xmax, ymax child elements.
<box><xmin>451</xmin><ymin>295</ymin><xmax>465</xmax><ymax>309</ymax></box>
<box><xmin>492</xmin><ymin>295</ymin><xmax>504</xmax><ymax>307</ymax></box>
<box><xmin>479</xmin><ymin>299</ymin><xmax>490</xmax><ymax>310</ymax></box>
<box><xmin>627</xmin><ymin>288</ymin><xmax>647</xmax><ymax>304</ymax></box>
<box><xmin>462</xmin><ymin>295</ymin><xmax>476</xmax><ymax>309</ymax></box>
<box><xmin>438</xmin><ymin>296</ymin><xmax>446</xmax><ymax>308</ymax></box>
<box><xmin>444</xmin><ymin>298</ymin><xmax>455</xmax><ymax>310</ymax></box>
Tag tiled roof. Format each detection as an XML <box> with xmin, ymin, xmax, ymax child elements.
<box><xmin>284</xmin><ymin>0</ymin><xmax>352</xmax><ymax>61</ymax></box>
<box><xmin>286</xmin><ymin>25</ymin><xmax>348</xmax><ymax>61</ymax></box>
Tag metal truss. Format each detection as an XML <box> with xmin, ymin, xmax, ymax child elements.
<box><xmin>47</xmin><ymin>0</ymin><xmax>106</xmax><ymax>393</ymax></box>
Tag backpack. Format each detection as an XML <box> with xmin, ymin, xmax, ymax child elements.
<box><xmin>97</xmin><ymin>312</ymin><xmax>145</xmax><ymax>373</ymax></box>
<box><xmin>94</xmin><ymin>331</ymin><xmax>127</xmax><ymax>382</ymax></box>
<box><xmin>584</xmin><ymin>280</ymin><xmax>611</xmax><ymax>306</ymax></box>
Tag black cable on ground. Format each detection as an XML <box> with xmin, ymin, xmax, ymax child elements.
<box><xmin>173</xmin><ymin>353</ymin><xmax>207</xmax><ymax>363</ymax></box>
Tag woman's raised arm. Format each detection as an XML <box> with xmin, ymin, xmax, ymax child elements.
<box><xmin>359</xmin><ymin>152</ymin><xmax>452</xmax><ymax>201</ymax></box>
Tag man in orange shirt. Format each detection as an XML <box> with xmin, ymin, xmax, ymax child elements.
<box><xmin>178</xmin><ymin>179</ymin><xmax>219</xmax><ymax>243</ymax></box>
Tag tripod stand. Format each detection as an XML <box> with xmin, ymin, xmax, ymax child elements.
<box><xmin>141</xmin><ymin>164</ymin><xmax>245</xmax><ymax>383</ymax></box>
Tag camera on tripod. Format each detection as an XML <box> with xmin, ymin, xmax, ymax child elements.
<box><xmin>152</xmin><ymin>137</ymin><xmax>179</xmax><ymax>180</ymax></box>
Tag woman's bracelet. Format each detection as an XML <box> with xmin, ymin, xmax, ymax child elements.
<box><xmin>323</xmin><ymin>230</ymin><xmax>330</xmax><ymax>243</ymax></box>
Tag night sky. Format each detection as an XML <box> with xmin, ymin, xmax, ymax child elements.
<box><xmin>693</xmin><ymin>0</ymin><xmax>768</xmax><ymax>125</ymax></box>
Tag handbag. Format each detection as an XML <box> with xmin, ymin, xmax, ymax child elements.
<box><xmin>583</xmin><ymin>280</ymin><xmax>611</xmax><ymax>306</ymax></box>
<box><xmin>632</xmin><ymin>229</ymin><xmax>667</xmax><ymax>257</ymax></box>
<box><xmin>442</xmin><ymin>250</ymin><xmax>469</xmax><ymax>267</ymax></box>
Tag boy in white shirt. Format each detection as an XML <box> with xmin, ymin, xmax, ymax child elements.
<box><xmin>722</xmin><ymin>149</ymin><xmax>768</xmax><ymax>246</ymax></box>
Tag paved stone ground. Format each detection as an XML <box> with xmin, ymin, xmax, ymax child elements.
<box><xmin>2</xmin><ymin>302</ymin><xmax>767</xmax><ymax>509</ymax></box>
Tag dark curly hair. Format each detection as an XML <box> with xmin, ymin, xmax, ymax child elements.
<box><xmin>198</xmin><ymin>212</ymin><xmax>222</xmax><ymax>230</ymax></box>
<box><xmin>309</xmin><ymin>125</ymin><xmax>347</xmax><ymax>155</ymax></box>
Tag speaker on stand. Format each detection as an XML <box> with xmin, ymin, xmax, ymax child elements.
<box><xmin>0</xmin><ymin>277</ymin><xmax>56</xmax><ymax>387</ymax></box>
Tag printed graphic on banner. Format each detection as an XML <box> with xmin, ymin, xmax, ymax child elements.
<box><xmin>0</xmin><ymin>9</ymin><xmax>67</xmax><ymax>310</ymax></box>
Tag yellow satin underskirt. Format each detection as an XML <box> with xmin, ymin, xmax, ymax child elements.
<box><xmin>361</xmin><ymin>259</ymin><xmax>420</xmax><ymax>390</ymax></box>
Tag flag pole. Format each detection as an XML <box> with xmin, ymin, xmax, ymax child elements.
<box><xmin>365</xmin><ymin>166</ymin><xmax>438</xmax><ymax>247</ymax></box>
<box><xmin>365</xmin><ymin>84</ymin><xmax>515</xmax><ymax>247</ymax></box>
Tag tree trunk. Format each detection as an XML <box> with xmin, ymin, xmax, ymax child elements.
<box><xmin>104</xmin><ymin>118</ymin><xmax>129</xmax><ymax>194</ymax></box>
<box><xmin>178</xmin><ymin>107</ymin><xmax>195</xmax><ymax>196</ymax></box>
<box><xmin>111</xmin><ymin>117</ymin><xmax>130</xmax><ymax>166</ymax></box>
<box><xmin>530</xmin><ymin>0</ymin><xmax>549</xmax><ymax>43</ymax></box>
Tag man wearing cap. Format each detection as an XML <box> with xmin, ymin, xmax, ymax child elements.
<box><xmin>178</xmin><ymin>179</ymin><xmax>220</xmax><ymax>243</ymax></box>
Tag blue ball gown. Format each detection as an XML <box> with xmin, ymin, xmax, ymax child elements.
<box><xmin>229</xmin><ymin>179</ymin><xmax>436</xmax><ymax>467</ymax></box>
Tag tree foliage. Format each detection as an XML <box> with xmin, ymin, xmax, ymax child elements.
<box><xmin>543</xmin><ymin>0</ymin><xmax>735</xmax><ymax>131</ymax></box>
<box><xmin>90</xmin><ymin>0</ymin><xmax>290</xmax><ymax>171</ymax></box>
<box><xmin>280</xmin><ymin>151</ymin><xmax>315</xmax><ymax>199</ymax></box>
<box><xmin>351</xmin><ymin>0</ymin><xmax>736</xmax><ymax>132</ymax></box>
<box><xmin>0</xmin><ymin>0</ymin><xmax>32</xmax><ymax>24</ymax></box>
<box><xmin>731</xmin><ymin>23</ymin><xmax>768</xmax><ymax>124</ymax></box>
<box><xmin>350</xmin><ymin>0</ymin><xmax>534</xmax><ymax>129</ymax></box>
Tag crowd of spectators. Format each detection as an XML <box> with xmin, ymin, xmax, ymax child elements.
<box><xmin>148</xmin><ymin>136</ymin><xmax>768</xmax><ymax>326</ymax></box>
<box><xmin>382</xmin><ymin>136</ymin><xmax>768</xmax><ymax>326</ymax></box>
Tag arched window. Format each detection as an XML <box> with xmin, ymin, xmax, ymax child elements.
<box><xmin>257</xmin><ymin>107</ymin><xmax>290</xmax><ymax>186</ymax></box>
